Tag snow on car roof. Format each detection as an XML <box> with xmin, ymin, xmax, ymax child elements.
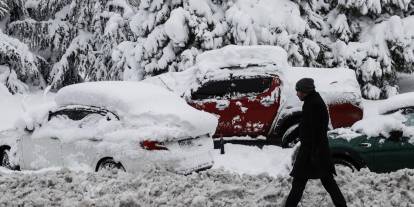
<box><xmin>196</xmin><ymin>45</ymin><xmax>289</xmax><ymax>71</ymax></box>
<box><xmin>143</xmin><ymin>64</ymin><xmax>281</xmax><ymax>98</ymax></box>
<box><xmin>55</xmin><ymin>81</ymin><xmax>184</xmax><ymax>114</ymax></box>
<box><xmin>54</xmin><ymin>81</ymin><xmax>218</xmax><ymax>137</ymax></box>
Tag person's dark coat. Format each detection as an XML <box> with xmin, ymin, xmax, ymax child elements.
<box><xmin>290</xmin><ymin>91</ymin><xmax>336</xmax><ymax>179</ymax></box>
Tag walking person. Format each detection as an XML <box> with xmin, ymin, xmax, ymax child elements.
<box><xmin>284</xmin><ymin>78</ymin><xmax>347</xmax><ymax>207</ymax></box>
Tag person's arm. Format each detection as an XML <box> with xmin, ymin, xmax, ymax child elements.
<box><xmin>310</xmin><ymin>103</ymin><xmax>319</xmax><ymax>160</ymax></box>
<box><xmin>300</xmin><ymin>102</ymin><xmax>313</xmax><ymax>147</ymax></box>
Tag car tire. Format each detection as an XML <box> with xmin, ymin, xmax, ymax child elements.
<box><xmin>281</xmin><ymin>123</ymin><xmax>300</xmax><ymax>148</ymax></box>
<box><xmin>0</xmin><ymin>148</ymin><xmax>12</xmax><ymax>170</ymax></box>
<box><xmin>97</xmin><ymin>158</ymin><xmax>126</xmax><ymax>172</ymax></box>
<box><xmin>333</xmin><ymin>158</ymin><xmax>358</xmax><ymax>173</ymax></box>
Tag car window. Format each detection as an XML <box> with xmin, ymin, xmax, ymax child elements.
<box><xmin>191</xmin><ymin>77</ymin><xmax>272</xmax><ymax>100</ymax></box>
<box><xmin>191</xmin><ymin>80</ymin><xmax>232</xmax><ymax>100</ymax></box>
<box><xmin>230</xmin><ymin>77</ymin><xmax>272</xmax><ymax>95</ymax></box>
<box><xmin>49</xmin><ymin>109</ymin><xmax>90</xmax><ymax>121</ymax></box>
<box><xmin>49</xmin><ymin>108</ymin><xmax>118</xmax><ymax>122</ymax></box>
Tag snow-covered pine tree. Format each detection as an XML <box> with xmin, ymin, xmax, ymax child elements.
<box><xmin>1</xmin><ymin>0</ymin><xmax>414</xmax><ymax>99</ymax></box>
<box><xmin>296</xmin><ymin>0</ymin><xmax>414</xmax><ymax>99</ymax></box>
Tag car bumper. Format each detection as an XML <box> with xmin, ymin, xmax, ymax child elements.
<box><xmin>121</xmin><ymin>135</ymin><xmax>215</xmax><ymax>175</ymax></box>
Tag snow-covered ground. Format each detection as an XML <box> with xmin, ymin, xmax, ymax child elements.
<box><xmin>1</xmin><ymin>90</ymin><xmax>414</xmax><ymax>206</ymax></box>
<box><xmin>0</xmin><ymin>164</ymin><xmax>413</xmax><ymax>206</ymax></box>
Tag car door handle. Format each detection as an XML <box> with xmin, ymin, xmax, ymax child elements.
<box><xmin>50</xmin><ymin>137</ymin><xmax>59</xmax><ymax>140</ymax></box>
<box><xmin>359</xmin><ymin>143</ymin><xmax>371</xmax><ymax>148</ymax></box>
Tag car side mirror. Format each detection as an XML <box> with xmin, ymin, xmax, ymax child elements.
<box><xmin>389</xmin><ymin>130</ymin><xmax>403</xmax><ymax>142</ymax></box>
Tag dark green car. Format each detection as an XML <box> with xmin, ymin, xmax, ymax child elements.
<box><xmin>328</xmin><ymin>107</ymin><xmax>414</xmax><ymax>173</ymax></box>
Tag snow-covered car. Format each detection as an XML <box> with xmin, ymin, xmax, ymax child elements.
<box><xmin>0</xmin><ymin>81</ymin><xmax>218</xmax><ymax>175</ymax></box>
<box><xmin>144</xmin><ymin>45</ymin><xmax>363</xmax><ymax>147</ymax></box>
<box><xmin>329</xmin><ymin>94</ymin><xmax>414</xmax><ymax>173</ymax></box>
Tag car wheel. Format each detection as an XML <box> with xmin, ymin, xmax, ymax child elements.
<box><xmin>0</xmin><ymin>148</ymin><xmax>12</xmax><ymax>170</ymax></box>
<box><xmin>97</xmin><ymin>158</ymin><xmax>125</xmax><ymax>172</ymax></box>
<box><xmin>333</xmin><ymin>158</ymin><xmax>357</xmax><ymax>173</ymax></box>
<box><xmin>281</xmin><ymin>123</ymin><xmax>300</xmax><ymax>148</ymax></box>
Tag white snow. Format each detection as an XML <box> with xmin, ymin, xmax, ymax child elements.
<box><xmin>144</xmin><ymin>46</ymin><xmax>362</xmax><ymax>112</ymax></box>
<box><xmin>196</xmin><ymin>45</ymin><xmax>289</xmax><ymax>71</ymax></box>
<box><xmin>0</xmin><ymin>163</ymin><xmax>413</xmax><ymax>206</ymax></box>
<box><xmin>351</xmin><ymin>112</ymin><xmax>406</xmax><ymax>138</ymax></box>
<box><xmin>0</xmin><ymin>91</ymin><xmax>414</xmax><ymax>206</ymax></box>
<box><xmin>54</xmin><ymin>81</ymin><xmax>218</xmax><ymax>139</ymax></box>
<box><xmin>0</xmin><ymin>90</ymin><xmax>54</xmax><ymax>131</ymax></box>
<box><xmin>278</xmin><ymin>67</ymin><xmax>362</xmax><ymax>118</ymax></box>
<box><xmin>212</xmin><ymin>144</ymin><xmax>294</xmax><ymax>177</ymax></box>
<box><xmin>363</xmin><ymin>92</ymin><xmax>414</xmax><ymax>117</ymax></box>
<box><xmin>282</xmin><ymin>67</ymin><xmax>362</xmax><ymax>104</ymax></box>
<box><xmin>164</xmin><ymin>8</ymin><xmax>189</xmax><ymax>47</ymax></box>
<box><xmin>330</xmin><ymin>111</ymin><xmax>414</xmax><ymax>144</ymax></box>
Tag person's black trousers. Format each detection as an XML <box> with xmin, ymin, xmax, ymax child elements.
<box><xmin>285</xmin><ymin>175</ymin><xmax>347</xmax><ymax>207</ymax></box>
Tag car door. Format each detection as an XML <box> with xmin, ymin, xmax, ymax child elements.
<box><xmin>57</xmin><ymin>107</ymin><xmax>119</xmax><ymax>170</ymax></box>
<box><xmin>21</xmin><ymin>111</ymin><xmax>68</xmax><ymax>170</ymax></box>
<box><xmin>346</xmin><ymin>135</ymin><xmax>378</xmax><ymax>171</ymax></box>
<box><xmin>372</xmin><ymin>108</ymin><xmax>414</xmax><ymax>173</ymax></box>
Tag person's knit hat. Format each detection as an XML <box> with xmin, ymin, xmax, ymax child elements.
<box><xmin>295</xmin><ymin>78</ymin><xmax>315</xmax><ymax>93</ymax></box>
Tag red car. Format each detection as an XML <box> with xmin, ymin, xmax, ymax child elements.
<box><xmin>144</xmin><ymin>46</ymin><xmax>363</xmax><ymax>147</ymax></box>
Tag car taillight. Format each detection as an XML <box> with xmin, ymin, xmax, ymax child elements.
<box><xmin>140</xmin><ymin>140</ymin><xmax>168</xmax><ymax>150</ymax></box>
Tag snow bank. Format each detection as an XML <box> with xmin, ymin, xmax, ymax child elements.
<box><xmin>0</xmin><ymin>166</ymin><xmax>413</xmax><ymax>206</ymax></box>
<box><xmin>196</xmin><ymin>45</ymin><xmax>288</xmax><ymax>72</ymax></box>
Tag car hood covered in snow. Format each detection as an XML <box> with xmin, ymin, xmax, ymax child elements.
<box><xmin>363</xmin><ymin>92</ymin><xmax>414</xmax><ymax>117</ymax></box>
<box><xmin>51</xmin><ymin>81</ymin><xmax>218</xmax><ymax>140</ymax></box>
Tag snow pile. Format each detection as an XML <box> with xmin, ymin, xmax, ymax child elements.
<box><xmin>0</xmin><ymin>166</ymin><xmax>413</xmax><ymax>206</ymax></box>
